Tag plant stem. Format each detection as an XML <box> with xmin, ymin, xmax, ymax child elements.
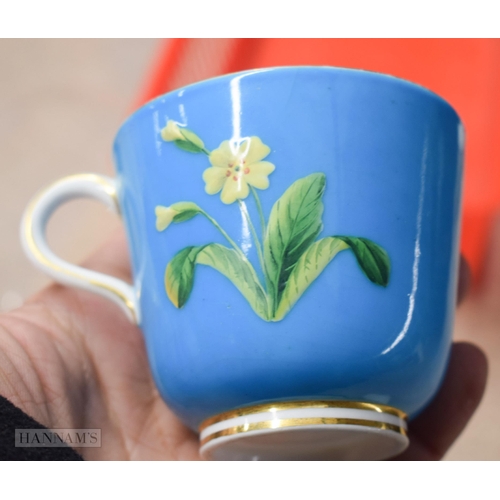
<box><xmin>247</xmin><ymin>188</ymin><xmax>273</xmax><ymax>318</ymax></box>
<box><xmin>238</xmin><ymin>200</ymin><xmax>266</xmax><ymax>276</ymax></box>
<box><xmin>202</xmin><ymin>147</ymin><xmax>211</xmax><ymax>155</ymax></box>
<box><xmin>201</xmin><ymin>212</ymin><xmax>244</xmax><ymax>258</ymax></box>
<box><xmin>250</xmin><ymin>186</ymin><xmax>266</xmax><ymax>241</ymax></box>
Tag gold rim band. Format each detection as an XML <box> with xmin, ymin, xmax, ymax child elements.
<box><xmin>199</xmin><ymin>400</ymin><xmax>407</xmax><ymax>432</ymax></box>
<box><xmin>200</xmin><ymin>417</ymin><xmax>407</xmax><ymax>447</ymax></box>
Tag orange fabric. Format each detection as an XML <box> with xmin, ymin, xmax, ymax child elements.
<box><xmin>139</xmin><ymin>39</ymin><xmax>500</xmax><ymax>283</ymax></box>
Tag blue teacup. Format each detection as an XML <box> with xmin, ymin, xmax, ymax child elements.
<box><xmin>21</xmin><ymin>67</ymin><xmax>464</xmax><ymax>460</ymax></box>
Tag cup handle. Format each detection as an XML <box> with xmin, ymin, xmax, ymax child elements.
<box><xmin>20</xmin><ymin>173</ymin><xmax>140</xmax><ymax>324</ymax></box>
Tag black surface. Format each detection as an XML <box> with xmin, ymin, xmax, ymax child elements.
<box><xmin>0</xmin><ymin>395</ymin><xmax>83</xmax><ymax>461</ymax></box>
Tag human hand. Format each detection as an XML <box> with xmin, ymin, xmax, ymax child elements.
<box><xmin>393</xmin><ymin>258</ymin><xmax>488</xmax><ymax>460</ymax></box>
<box><xmin>0</xmin><ymin>231</ymin><xmax>487</xmax><ymax>460</ymax></box>
<box><xmin>0</xmin><ymin>230</ymin><xmax>200</xmax><ymax>460</ymax></box>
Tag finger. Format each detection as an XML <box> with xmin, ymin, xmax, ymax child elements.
<box><xmin>482</xmin><ymin>212</ymin><xmax>500</xmax><ymax>297</ymax></box>
<box><xmin>395</xmin><ymin>342</ymin><xmax>487</xmax><ymax>460</ymax></box>
<box><xmin>457</xmin><ymin>255</ymin><xmax>471</xmax><ymax>305</ymax></box>
<box><xmin>82</xmin><ymin>228</ymin><xmax>132</xmax><ymax>283</ymax></box>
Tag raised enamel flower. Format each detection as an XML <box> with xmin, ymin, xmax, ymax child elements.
<box><xmin>156</xmin><ymin>202</ymin><xmax>202</xmax><ymax>231</ymax></box>
<box><xmin>161</xmin><ymin>120</ymin><xmax>207</xmax><ymax>153</ymax></box>
<box><xmin>203</xmin><ymin>137</ymin><xmax>275</xmax><ymax>204</ymax></box>
<box><xmin>155</xmin><ymin>206</ymin><xmax>179</xmax><ymax>231</ymax></box>
<box><xmin>161</xmin><ymin>120</ymin><xmax>185</xmax><ymax>142</ymax></box>
<box><xmin>156</xmin><ymin>125</ymin><xmax>390</xmax><ymax>322</ymax></box>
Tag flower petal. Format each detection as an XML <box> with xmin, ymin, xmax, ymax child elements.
<box><xmin>220</xmin><ymin>177</ymin><xmax>249</xmax><ymax>204</ymax></box>
<box><xmin>203</xmin><ymin>167</ymin><xmax>228</xmax><ymax>194</ymax></box>
<box><xmin>244</xmin><ymin>161</ymin><xmax>275</xmax><ymax>190</ymax></box>
<box><xmin>209</xmin><ymin>140</ymin><xmax>236</xmax><ymax>168</ymax></box>
<box><xmin>240</xmin><ymin>136</ymin><xmax>271</xmax><ymax>165</ymax></box>
<box><xmin>155</xmin><ymin>206</ymin><xmax>179</xmax><ymax>231</ymax></box>
<box><xmin>161</xmin><ymin>120</ymin><xmax>184</xmax><ymax>142</ymax></box>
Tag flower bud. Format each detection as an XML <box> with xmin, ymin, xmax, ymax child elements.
<box><xmin>161</xmin><ymin>120</ymin><xmax>185</xmax><ymax>142</ymax></box>
<box><xmin>155</xmin><ymin>206</ymin><xmax>180</xmax><ymax>231</ymax></box>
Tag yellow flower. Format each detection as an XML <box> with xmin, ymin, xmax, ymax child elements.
<box><xmin>161</xmin><ymin>120</ymin><xmax>207</xmax><ymax>154</ymax></box>
<box><xmin>161</xmin><ymin>120</ymin><xmax>185</xmax><ymax>142</ymax></box>
<box><xmin>202</xmin><ymin>137</ymin><xmax>275</xmax><ymax>204</ymax></box>
<box><xmin>155</xmin><ymin>206</ymin><xmax>180</xmax><ymax>231</ymax></box>
<box><xmin>156</xmin><ymin>202</ymin><xmax>203</xmax><ymax>231</ymax></box>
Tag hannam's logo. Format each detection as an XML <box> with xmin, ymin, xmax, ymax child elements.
<box><xmin>15</xmin><ymin>429</ymin><xmax>101</xmax><ymax>448</ymax></box>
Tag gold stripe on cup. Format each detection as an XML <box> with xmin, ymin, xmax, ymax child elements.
<box><xmin>200</xmin><ymin>416</ymin><xmax>407</xmax><ymax>447</ymax></box>
<box><xmin>199</xmin><ymin>400</ymin><xmax>407</xmax><ymax>432</ymax></box>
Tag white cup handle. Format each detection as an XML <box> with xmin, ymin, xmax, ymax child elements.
<box><xmin>20</xmin><ymin>174</ymin><xmax>140</xmax><ymax>324</ymax></box>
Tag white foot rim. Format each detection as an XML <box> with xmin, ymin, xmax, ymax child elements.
<box><xmin>199</xmin><ymin>401</ymin><xmax>408</xmax><ymax>461</ymax></box>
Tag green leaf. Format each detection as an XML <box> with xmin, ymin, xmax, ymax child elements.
<box><xmin>264</xmin><ymin>173</ymin><xmax>326</xmax><ymax>314</ymax></box>
<box><xmin>334</xmin><ymin>236</ymin><xmax>390</xmax><ymax>287</ymax></box>
<box><xmin>174</xmin><ymin>128</ymin><xmax>206</xmax><ymax>153</ymax></box>
<box><xmin>197</xmin><ymin>244</ymin><xmax>269</xmax><ymax>320</ymax></box>
<box><xmin>165</xmin><ymin>243</ymin><xmax>269</xmax><ymax>319</ymax></box>
<box><xmin>274</xmin><ymin>237</ymin><xmax>349</xmax><ymax>321</ymax></box>
<box><xmin>170</xmin><ymin>202</ymin><xmax>203</xmax><ymax>223</ymax></box>
<box><xmin>165</xmin><ymin>246</ymin><xmax>207</xmax><ymax>308</ymax></box>
<box><xmin>274</xmin><ymin>236</ymin><xmax>391</xmax><ymax>321</ymax></box>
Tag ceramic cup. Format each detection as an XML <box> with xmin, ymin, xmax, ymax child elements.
<box><xmin>21</xmin><ymin>67</ymin><xmax>464</xmax><ymax>460</ymax></box>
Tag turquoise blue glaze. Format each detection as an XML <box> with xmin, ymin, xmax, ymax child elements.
<box><xmin>113</xmin><ymin>67</ymin><xmax>464</xmax><ymax>431</ymax></box>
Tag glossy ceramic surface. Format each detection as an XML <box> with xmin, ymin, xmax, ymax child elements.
<box><xmin>110</xmin><ymin>67</ymin><xmax>464</xmax><ymax>430</ymax></box>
